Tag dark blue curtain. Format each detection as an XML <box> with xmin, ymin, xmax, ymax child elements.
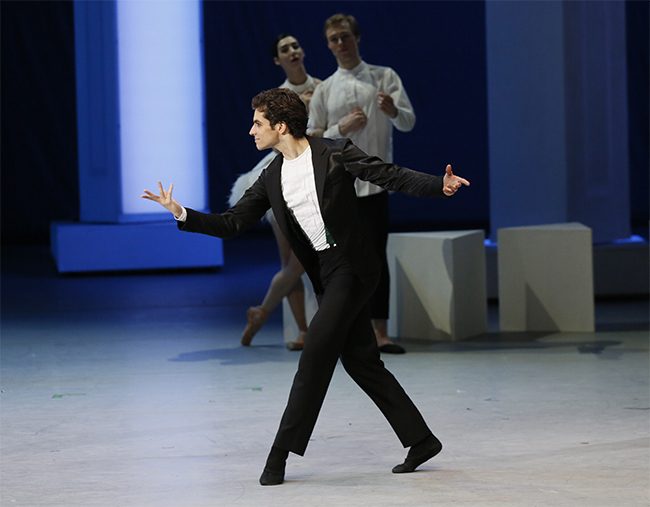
<box><xmin>1</xmin><ymin>1</ymin><xmax>79</xmax><ymax>246</ymax></box>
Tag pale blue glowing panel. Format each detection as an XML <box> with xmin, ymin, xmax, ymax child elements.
<box><xmin>117</xmin><ymin>0</ymin><xmax>206</xmax><ymax>216</ymax></box>
<box><xmin>56</xmin><ymin>1</ymin><xmax>221</xmax><ymax>273</ymax></box>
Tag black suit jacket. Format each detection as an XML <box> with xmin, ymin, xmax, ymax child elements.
<box><xmin>180</xmin><ymin>136</ymin><xmax>447</xmax><ymax>294</ymax></box>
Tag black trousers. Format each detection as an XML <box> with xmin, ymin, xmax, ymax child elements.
<box><xmin>356</xmin><ymin>191</ymin><xmax>390</xmax><ymax>320</ymax></box>
<box><xmin>272</xmin><ymin>246</ymin><xmax>431</xmax><ymax>456</ymax></box>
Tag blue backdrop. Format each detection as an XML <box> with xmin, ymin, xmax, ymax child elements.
<box><xmin>1</xmin><ymin>1</ymin><xmax>647</xmax><ymax>246</ymax></box>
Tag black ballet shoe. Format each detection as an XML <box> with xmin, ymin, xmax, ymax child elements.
<box><xmin>259</xmin><ymin>467</ymin><xmax>285</xmax><ymax>486</ymax></box>
<box><xmin>392</xmin><ymin>434</ymin><xmax>442</xmax><ymax>473</ymax></box>
<box><xmin>378</xmin><ymin>343</ymin><xmax>406</xmax><ymax>354</ymax></box>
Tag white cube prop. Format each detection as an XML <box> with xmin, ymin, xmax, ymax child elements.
<box><xmin>387</xmin><ymin>230</ymin><xmax>488</xmax><ymax>341</ymax></box>
<box><xmin>497</xmin><ymin>222</ymin><xmax>595</xmax><ymax>332</ymax></box>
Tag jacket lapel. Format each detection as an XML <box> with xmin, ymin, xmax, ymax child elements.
<box><xmin>264</xmin><ymin>154</ymin><xmax>288</xmax><ymax>227</ymax></box>
<box><xmin>308</xmin><ymin>136</ymin><xmax>329</xmax><ymax>207</ymax></box>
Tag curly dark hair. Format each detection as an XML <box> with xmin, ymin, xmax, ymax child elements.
<box><xmin>251</xmin><ymin>88</ymin><xmax>308</xmax><ymax>139</ymax></box>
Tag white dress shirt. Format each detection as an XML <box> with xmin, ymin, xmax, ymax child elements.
<box><xmin>308</xmin><ymin>60</ymin><xmax>416</xmax><ymax>197</ymax></box>
<box><xmin>280</xmin><ymin>146</ymin><xmax>331</xmax><ymax>251</ymax></box>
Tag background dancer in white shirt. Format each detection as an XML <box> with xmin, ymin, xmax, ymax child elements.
<box><xmin>229</xmin><ymin>34</ymin><xmax>322</xmax><ymax>350</ymax></box>
<box><xmin>309</xmin><ymin>14</ymin><xmax>415</xmax><ymax>354</ymax></box>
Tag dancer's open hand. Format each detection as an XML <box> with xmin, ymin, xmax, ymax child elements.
<box><xmin>442</xmin><ymin>165</ymin><xmax>470</xmax><ymax>196</ymax></box>
<box><xmin>141</xmin><ymin>181</ymin><xmax>183</xmax><ymax>217</ymax></box>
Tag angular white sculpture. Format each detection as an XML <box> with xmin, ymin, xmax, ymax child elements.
<box><xmin>498</xmin><ymin>222</ymin><xmax>595</xmax><ymax>332</ymax></box>
<box><xmin>386</xmin><ymin>230</ymin><xmax>488</xmax><ymax>341</ymax></box>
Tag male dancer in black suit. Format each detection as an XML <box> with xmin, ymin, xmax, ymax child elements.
<box><xmin>142</xmin><ymin>88</ymin><xmax>469</xmax><ymax>486</ymax></box>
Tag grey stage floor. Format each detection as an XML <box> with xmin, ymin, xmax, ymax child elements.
<box><xmin>1</xmin><ymin>231</ymin><xmax>649</xmax><ymax>507</ymax></box>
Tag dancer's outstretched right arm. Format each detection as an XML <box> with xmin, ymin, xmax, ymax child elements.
<box><xmin>142</xmin><ymin>177</ymin><xmax>271</xmax><ymax>240</ymax></box>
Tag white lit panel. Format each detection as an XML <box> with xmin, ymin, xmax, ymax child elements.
<box><xmin>117</xmin><ymin>0</ymin><xmax>206</xmax><ymax>216</ymax></box>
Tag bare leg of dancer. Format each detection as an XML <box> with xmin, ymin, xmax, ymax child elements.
<box><xmin>283</xmin><ymin>253</ymin><xmax>308</xmax><ymax>350</ymax></box>
<box><xmin>241</xmin><ymin>217</ymin><xmax>308</xmax><ymax>347</ymax></box>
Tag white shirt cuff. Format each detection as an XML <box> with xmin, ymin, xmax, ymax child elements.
<box><xmin>174</xmin><ymin>207</ymin><xmax>187</xmax><ymax>222</ymax></box>
<box><xmin>326</xmin><ymin>125</ymin><xmax>344</xmax><ymax>138</ymax></box>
